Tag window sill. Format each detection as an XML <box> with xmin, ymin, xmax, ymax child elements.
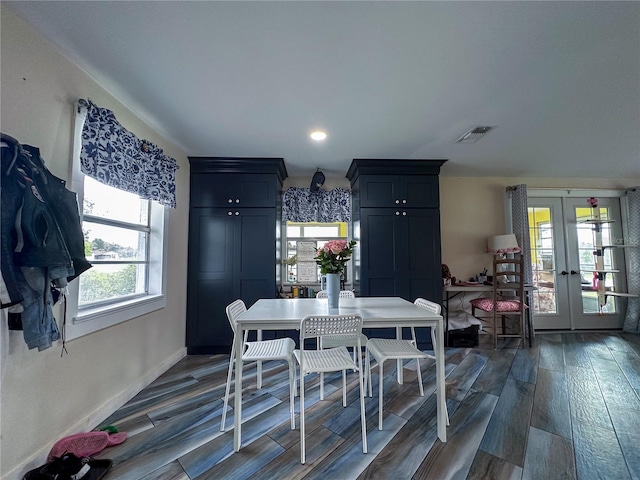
<box><xmin>66</xmin><ymin>294</ymin><xmax>166</xmax><ymax>341</ymax></box>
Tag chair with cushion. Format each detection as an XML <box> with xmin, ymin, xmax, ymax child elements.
<box><xmin>220</xmin><ymin>299</ymin><xmax>297</xmax><ymax>432</ymax></box>
<box><xmin>365</xmin><ymin>298</ymin><xmax>439</xmax><ymax>430</ymax></box>
<box><xmin>315</xmin><ymin>289</ymin><xmax>369</xmax><ymax>397</ymax></box>
<box><xmin>295</xmin><ymin>313</ymin><xmax>367</xmax><ymax>464</ymax></box>
<box><xmin>470</xmin><ymin>254</ymin><xmax>528</xmax><ymax>349</ymax></box>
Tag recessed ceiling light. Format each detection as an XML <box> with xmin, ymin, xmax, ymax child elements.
<box><xmin>310</xmin><ymin>131</ymin><xmax>327</xmax><ymax>141</ymax></box>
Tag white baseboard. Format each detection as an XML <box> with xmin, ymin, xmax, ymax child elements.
<box><xmin>4</xmin><ymin>347</ymin><xmax>187</xmax><ymax>480</ymax></box>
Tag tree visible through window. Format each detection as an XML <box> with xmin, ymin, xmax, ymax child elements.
<box><xmin>79</xmin><ymin>176</ymin><xmax>150</xmax><ymax>307</ymax></box>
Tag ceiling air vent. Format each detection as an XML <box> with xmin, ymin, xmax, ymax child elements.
<box><xmin>455</xmin><ymin>126</ymin><xmax>496</xmax><ymax>144</ymax></box>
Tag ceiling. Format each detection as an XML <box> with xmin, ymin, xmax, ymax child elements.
<box><xmin>6</xmin><ymin>1</ymin><xmax>640</xmax><ymax>179</ymax></box>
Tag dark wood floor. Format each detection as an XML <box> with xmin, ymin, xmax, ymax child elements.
<box><xmin>92</xmin><ymin>332</ymin><xmax>640</xmax><ymax>480</ymax></box>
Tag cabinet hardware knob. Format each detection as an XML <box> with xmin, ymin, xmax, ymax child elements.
<box><xmin>395</xmin><ymin>211</ymin><xmax>400</xmax><ymax>215</ymax></box>
<box><xmin>402</xmin><ymin>199</ymin><xmax>407</xmax><ymax>204</ymax></box>
<box><xmin>570</xmin><ymin>270</ymin><xmax>579</xmax><ymax>275</ymax></box>
<box><xmin>228</xmin><ymin>211</ymin><xmax>232</xmax><ymax>215</ymax></box>
<box><xmin>402</xmin><ymin>211</ymin><xmax>407</xmax><ymax>216</ymax></box>
<box><xmin>560</xmin><ymin>270</ymin><xmax>568</xmax><ymax>275</ymax></box>
<box><xmin>228</xmin><ymin>199</ymin><xmax>233</xmax><ymax>203</ymax></box>
<box><xmin>235</xmin><ymin>211</ymin><xmax>240</xmax><ymax>216</ymax></box>
<box><xmin>395</xmin><ymin>199</ymin><xmax>400</xmax><ymax>204</ymax></box>
<box><xmin>235</xmin><ymin>199</ymin><xmax>240</xmax><ymax>203</ymax></box>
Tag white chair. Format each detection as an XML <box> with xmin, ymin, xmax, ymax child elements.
<box><xmin>365</xmin><ymin>298</ymin><xmax>440</xmax><ymax>430</ymax></box>
<box><xmin>315</xmin><ymin>290</ymin><xmax>369</xmax><ymax>398</ymax></box>
<box><xmin>220</xmin><ymin>299</ymin><xmax>297</xmax><ymax>432</ymax></box>
<box><xmin>294</xmin><ymin>314</ymin><xmax>367</xmax><ymax>464</ymax></box>
<box><xmin>315</xmin><ymin>289</ymin><xmax>356</xmax><ymax>299</ymax></box>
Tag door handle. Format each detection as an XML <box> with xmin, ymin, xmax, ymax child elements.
<box><xmin>560</xmin><ymin>271</ymin><xmax>568</xmax><ymax>275</ymax></box>
<box><xmin>570</xmin><ymin>270</ymin><xmax>579</xmax><ymax>275</ymax></box>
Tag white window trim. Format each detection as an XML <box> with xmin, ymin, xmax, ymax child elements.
<box><xmin>65</xmin><ymin>101</ymin><xmax>168</xmax><ymax>341</ymax></box>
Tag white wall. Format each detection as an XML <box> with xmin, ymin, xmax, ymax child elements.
<box><xmin>0</xmin><ymin>7</ymin><xmax>190</xmax><ymax>478</ymax></box>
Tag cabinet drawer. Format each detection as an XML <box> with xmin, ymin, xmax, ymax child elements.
<box><xmin>190</xmin><ymin>173</ymin><xmax>278</xmax><ymax>207</ymax></box>
<box><xmin>359</xmin><ymin>175</ymin><xmax>439</xmax><ymax>208</ymax></box>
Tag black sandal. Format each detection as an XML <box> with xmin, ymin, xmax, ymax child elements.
<box><xmin>23</xmin><ymin>453</ymin><xmax>112</xmax><ymax>480</ymax></box>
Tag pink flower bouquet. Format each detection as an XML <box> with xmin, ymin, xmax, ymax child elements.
<box><xmin>314</xmin><ymin>240</ymin><xmax>356</xmax><ymax>274</ymax></box>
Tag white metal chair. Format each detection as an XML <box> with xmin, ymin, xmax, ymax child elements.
<box><xmin>315</xmin><ymin>290</ymin><xmax>369</xmax><ymax>398</ymax></box>
<box><xmin>294</xmin><ymin>313</ymin><xmax>368</xmax><ymax>464</ymax></box>
<box><xmin>365</xmin><ymin>298</ymin><xmax>440</xmax><ymax>430</ymax></box>
<box><xmin>315</xmin><ymin>289</ymin><xmax>356</xmax><ymax>299</ymax></box>
<box><xmin>220</xmin><ymin>299</ymin><xmax>297</xmax><ymax>432</ymax></box>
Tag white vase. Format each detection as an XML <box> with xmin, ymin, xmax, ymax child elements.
<box><xmin>321</xmin><ymin>273</ymin><xmax>340</xmax><ymax>309</ymax></box>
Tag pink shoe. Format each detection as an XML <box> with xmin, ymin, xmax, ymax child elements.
<box><xmin>48</xmin><ymin>431</ymin><xmax>127</xmax><ymax>461</ymax></box>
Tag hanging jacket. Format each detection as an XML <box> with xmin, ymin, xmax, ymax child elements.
<box><xmin>1</xmin><ymin>133</ymin><xmax>91</xmax><ymax>350</ymax></box>
<box><xmin>22</xmin><ymin>143</ymin><xmax>92</xmax><ymax>282</ymax></box>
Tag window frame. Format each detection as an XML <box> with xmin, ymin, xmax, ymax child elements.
<box><xmin>65</xmin><ymin>102</ymin><xmax>168</xmax><ymax>341</ymax></box>
<box><xmin>281</xmin><ymin>221</ymin><xmax>350</xmax><ymax>286</ymax></box>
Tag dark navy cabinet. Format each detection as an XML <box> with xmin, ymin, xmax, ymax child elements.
<box><xmin>187</xmin><ymin>158</ymin><xmax>287</xmax><ymax>354</ymax></box>
<box><xmin>358</xmin><ymin>175</ymin><xmax>439</xmax><ymax>208</ymax></box>
<box><xmin>190</xmin><ymin>173</ymin><xmax>279</xmax><ymax>208</ymax></box>
<box><xmin>347</xmin><ymin>159</ymin><xmax>446</xmax><ymax>348</ymax></box>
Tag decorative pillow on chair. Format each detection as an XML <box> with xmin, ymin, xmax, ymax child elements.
<box><xmin>470</xmin><ymin>297</ymin><xmax>526</xmax><ymax>312</ymax></box>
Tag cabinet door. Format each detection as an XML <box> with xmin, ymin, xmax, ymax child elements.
<box><xmin>359</xmin><ymin>208</ymin><xmax>404</xmax><ymax>297</ymax></box>
<box><xmin>235</xmin><ymin>208</ymin><xmax>277</xmax><ymax>305</ymax></box>
<box><xmin>360</xmin><ymin>208</ymin><xmax>441</xmax><ymax>299</ymax></box>
<box><xmin>400</xmin><ymin>209</ymin><xmax>442</xmax><ymax>303</ymax></box>
<box><xmin>359</xmin><ymin>208</ymin><xmax>442</xmax><ymax>349</ymax></box>
<box><xmin>190</xmin><ymin>174</ymin><xmax>278</xmax><ymax>208</ymax></box>
<box><xmin>235</xmin><ymin>208</ymin><xmax>279</xmax><ymax>340</ymax></box>
<box><xmin>186</xmin><ymin>208</ymin><xmax>235</xmax><ymax>352</ymax></box>
<box><xmin>359</xmin><ymin>177</ymin><xmax>404</xmax><ymax>209</ymax></box>
<box><xmin>404</xmin><ymin>176</ymin><xmax>439</xmax><ymax>208</ymax></box>
<box><xmin>187</xmin><ymin>207</ymin><xmax>279</xmax><ymax>352</ymax></box>
<box><xmin>359</xmin><ymin>175</ymin><xmax>439</xmax><ymax>208</ymax></box>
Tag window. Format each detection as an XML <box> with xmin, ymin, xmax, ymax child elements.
<box><xmin>66</xmin><ymin>101</ymin><xmax>169</xmax><ymax>340</ymax></box>
<box><xmin>283</xmin><ymin>221</ymin><xmax>348</xmax><ymax>284</ymax></box>
<box><xmin>65</xmin><ymin>175</ymin><xmax>168</xmax><ymax>340</ymax></box>
<box><xmin>80</xmin><ymin>176</ymin><xmax>150</xmax><ymax>306</ymax></box>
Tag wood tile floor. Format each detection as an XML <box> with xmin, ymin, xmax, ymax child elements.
<box><xmin>92</xmin><ymin>332</ymin><xmax>640</xmax><ymax>479</ymax></box>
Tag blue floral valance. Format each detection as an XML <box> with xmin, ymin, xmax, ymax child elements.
<box><xmin>79</xmin><ymin>99</ymin><xmax>179</xmax><ymax>208</ymax></box>
<box><xmin>283</xmin><ymin>187</ymin><xmax>351</xmax><ymax>222</ymax></box>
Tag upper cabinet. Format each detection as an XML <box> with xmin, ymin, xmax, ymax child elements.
<box><xmin>346</xmin><ymin>159</ymin><xmax>445</xmax><ymax>208</ymax></box>
<box><xmin>190</xmin><ymin>157</ymin><xmax>287</xmax><ymax>208</ymax></box>
<box><xmin>357</xmin><ymin>175</ymin><xmax>440</xmax><ymax>208</ymax></box>
<box><xmin>191</xmin><ymin>173</ymin><xmax>279</xmax><ymax>208</ymax></box>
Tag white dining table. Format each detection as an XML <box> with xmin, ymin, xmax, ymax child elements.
<box><xmin>233</xmin><ymin>296</ymin><xmax>447</xmax><ymax>451</ymax></box>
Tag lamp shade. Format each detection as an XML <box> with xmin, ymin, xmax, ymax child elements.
<box><xmin>487</xmin><ymin>234</ymin><xmax>521</xmax><ymax>254</ymax></box>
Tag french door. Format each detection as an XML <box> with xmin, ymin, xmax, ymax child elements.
<box><xmin>528</xmin><ymin>196</ymin><xmax>628</xmax><ymax>330</ymax></box>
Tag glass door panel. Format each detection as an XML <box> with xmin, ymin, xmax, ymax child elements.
<box><xmin>529</xmin><ymin>196</ymin><xmax>626</xmax><ymax>330</ymax></box>
<box><xmin>575</xmin><ymin>206</ymin><xmax>616</xmax><ymax>313</ymax></box>
<box><xmin>528</xmin><ymin>199</ymin><xmax>570</xmax><ymax>329</ymax></box>
<box><xmin>566</xmin><ymin>198</ymin><xmax>626</xmax><ymax>328</ymax></box>
<box><xmin>530</xmin><ymin>207</ymin><xmax>557</xmax><ymax>314</ymax></box>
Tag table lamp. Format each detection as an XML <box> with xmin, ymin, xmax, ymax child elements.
<box><xmin>487</xmin><ymin>234</ymin><xmax>521</xmax><ymax>256</ymax></box>
<box><xmin>488</xmin><ymin>234</ymin><xmax>521</xmax><ymax>283</ymax></box>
